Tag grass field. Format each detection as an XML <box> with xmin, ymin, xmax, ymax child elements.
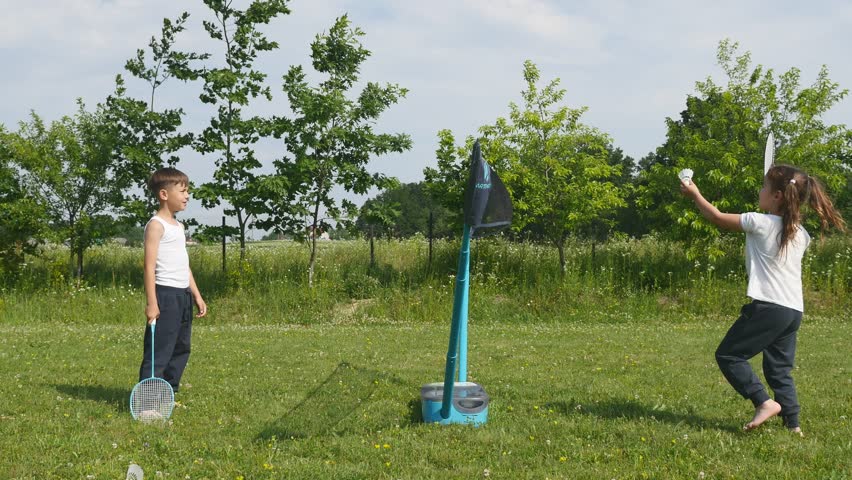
<box><xmin>1</xmin><ymin>314</ymin><xmax>850</xmax><ymax>479</ymax></box>
<box><xmin>0</xmin><ymin>238</ymin><xmax>849</xmax><ymax>478</ymax></box>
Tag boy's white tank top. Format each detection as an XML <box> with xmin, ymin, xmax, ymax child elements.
<box><xmin>145</xmin><ymin>216</ymin><xmax>190</xmax><ymax>288</ymax></box>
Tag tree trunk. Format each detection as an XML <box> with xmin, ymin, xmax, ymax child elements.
<box><xmin>557</xmin><ymin>239</ymin><xmax>566</xmax><ymax>277</ymax></box>
<box><xmin>591</xmin><ymin>239</ymin><xmax>596</xmax><ymax>274</ymax></box>
<box><xmin>308</xmin><ymin>231</ymin><xmax>317</xmax><ymax>287</ymax></box>
<box><xmin>308</xmin><ymin>208</ymin><xmax>321</xmax><ymax>289</ymax></box>
<box><xmin>76</xmin><ymin>248</ymin><xmax>84</xmax><ymax>281</ymax></box>
<box><xmin>237</xmin><ymin>211</ymin><xmax>246</xmax><ymax>268</ymax></box>
<box><xmin>369</xmin><ymin>225</ymin><xmax>375</xmax><ymax>269</ymax></box>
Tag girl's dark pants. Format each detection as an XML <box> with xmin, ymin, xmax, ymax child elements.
<box><xmin>139</xmin><ymin>285</ymin><xmax>193</xmax><ymax>392</ymax></box>
<box><xmin>715</xmin><ymin>300</ymin><xmax>802</xmax><ymax>428</ymax></box>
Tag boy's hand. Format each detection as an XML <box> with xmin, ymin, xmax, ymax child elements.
<box><xmin>145</xmin><ymin>304</ymin><xmax>160</xmax><ymax>324</ymax></box>
<box><xmin>680</xmin><ymin>179</ymin><xmax>701</xmax><ymax>200</ymax></box>
<box><xmin>195</xmin><ymin>296</ymin><xmax>208</xmax><ymax>318</ymax></box>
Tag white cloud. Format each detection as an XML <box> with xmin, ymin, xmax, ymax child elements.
<box><xmin>1</xmin><ymin>0</ymin><xmax>850</xmax><ymax>226</ymax></box>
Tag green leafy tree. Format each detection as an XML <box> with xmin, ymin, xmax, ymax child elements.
<box><xmin>4</xmin><ymin>103</ymin><xmax>123</xmax><ymax>279</ymax></box>
<box><xmin>423</xmin><ymin>129</ymin><xmax>473</xmax><ymax>233</ymax></box>
<box><xmin>0</xmin><ymin>126</ymin><xmax>48</xmax><ymax>278</ymax></box>
<box><xmin>106</xmin><ymin>12</ymin><xmax>207</xmax><ymax>226</ymax></box>
<box><xmin>193</xmin><ymin>0</ymin><xmax>290</xmax><ymax>262</ymax></box>
<box><xmin>356</xmin><ymin>182</ymin><xmax>453</xmax><ymax>239</ymax></box>
<box><xmin>357</xmin><ymin>192</ymin><xmax>401</xmax><ymax>268</ymax></box>
<box><xmin>637</xmin><ymin>39</ymin><xmax>850</xmax><ymax>256</ymax></box>
<box><xmin>269</xmin><ymin>15</ymin><xmax>412</xmax><ymax>286</ymax></box>
<box><xmin>480</xmin><ymin>61</ymin><xmax>626</xmax><ymax>274</ymax></box>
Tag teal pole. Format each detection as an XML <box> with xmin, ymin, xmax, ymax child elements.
<box><xmin>440</xmin><ymin>224</ymin><xmax>472</xmax><ymax>419</ymax></box>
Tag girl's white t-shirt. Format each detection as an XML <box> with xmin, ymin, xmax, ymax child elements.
<box><xmin>740</xmin><ymin>212</ymin><xmax>810</xmax><ymax>312</ymax></box>
<box><xmin>145</xmin><ymin>216</ymin><xmax>190</xmax><ymax>289</ymax></box>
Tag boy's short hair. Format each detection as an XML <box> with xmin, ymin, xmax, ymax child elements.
<box><xmin>148</xmin><ymin>168</ymin><xmax>189</xmax><ymax>196</ymax></box>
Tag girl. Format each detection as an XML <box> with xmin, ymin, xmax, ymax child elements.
<box><xmin>680</xmin><ymin>164</ymin><xmax>846</xmax><ymax>435</ymax></box>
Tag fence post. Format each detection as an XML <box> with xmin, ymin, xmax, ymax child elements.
<box><xmin>428</xmin><ymin>210</ymin><xmax>434</xmax><ymax>272</ymax></box>
<box><xmin>222</xmin><ymin>216</ymin><xmax>226</xmax><ymax>273</ymax></box>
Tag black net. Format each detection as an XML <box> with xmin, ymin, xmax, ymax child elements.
<box><xmin>463</xmin><ymin>141</ymin><xmax>512</xmax><ymax>236</ymax></box>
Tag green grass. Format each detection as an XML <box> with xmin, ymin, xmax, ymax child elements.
<box><xmin>1</xmin><ymin>314</ymin><xmax>850</xmax><ymax>479</ymax></box>
<box><xmin>1</xmin><ymin>238</ymin><xmax>849</xmax><ymax>478</ymax></box>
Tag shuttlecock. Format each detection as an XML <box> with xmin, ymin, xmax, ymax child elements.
<box><xmin>139</xmin><ymin>410</ymin><xmax>164</xmax><ymax>424</ymax></box>
<box><xmin>678</xmin><ymin>168</ymin><xmax>693</xmax><ymax>185</ymax></box>
<box><xmin>126</xmin><ymin>463</ymin><xmax>143</xmax><ymax>480</ymax></box>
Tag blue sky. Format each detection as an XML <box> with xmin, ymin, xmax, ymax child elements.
<box><xmin>2</xmin><ymin>0</ymin><xmax>850</xmax><ymax>232</ymax></box>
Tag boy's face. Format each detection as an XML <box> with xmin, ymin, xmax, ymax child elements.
<box><xmin>159</xmin><ymin>182</ymin><xmax>190</xmax><ymax>213</ymax></box>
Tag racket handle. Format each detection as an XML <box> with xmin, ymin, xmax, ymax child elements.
<box><xmin>150</xmin><ymin>321</ymin><xmax>156</xmax><ymax>379</ymax></box>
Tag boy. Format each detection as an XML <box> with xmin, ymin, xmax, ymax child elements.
<box><xmin>139</xmin><ymin>167</ymin><xmax>207</xmax><ymax>393</ymax></box>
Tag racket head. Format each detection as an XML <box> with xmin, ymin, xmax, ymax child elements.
<box><xmin>764</xmin><ymin>132</ymin><xmax>775</xmax><ymax>175</ymax></box>
<box><xmin>130</xmin><ymin>377</ymin><xmax>174</xmax><ymax>422</ymax></box>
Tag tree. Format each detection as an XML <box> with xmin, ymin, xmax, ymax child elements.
<box><xmin>3</xmin><ymin>102</ymin><xmax>123</xmax><ymax>279</ymax></box>
<box><xmin>193</xmin><ymin>0</ymin><xmax>290</xmax><ymax>262</ymax></box>
<box><xmin>357</xmin><ymin>192</ymin><xmax>401</xmax><ymax>268</ymax></box>
<box><xmin>356</xmin><ymin>182</ymin><xmax>454</xmax><ymax>239</ymax></box>
<box><xmin>106</xmin><ymin>12</ymin><xmax>207</xmax><ymax>226</ymax></box>
<box><xmin>0</xmin><ymin>126</ymin><xmax>47</xmax><ymax>278</ymax></box>
<box><xmin>423</xmin><ymin>129</ymin><xmax>472</xmax><ymax>234</ymax></box>
<box><xmin>480</xmin><ymin>61</ymin><xmax>626</xmax><ymax>274</ymax></box>
<box><xmin>269</xmin><ymin>15</ymin><xmax>412</xmax><ymax>286</ymax></box>
<box><xmin>637</xmin><ymin>39</ymin><xmax>850</xmax><ymax>255</ymax></box>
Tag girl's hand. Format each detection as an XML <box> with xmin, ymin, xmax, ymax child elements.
<box><xmin>680</xmin><ymin>179</ymin><xmax>701</xmax><ymax>200</ymax></box>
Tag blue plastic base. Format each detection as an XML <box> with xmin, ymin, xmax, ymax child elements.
<box><xmin>421</xmin><ymin>382</ymin><xmax>489</xmax><ymax>426</ymax></box>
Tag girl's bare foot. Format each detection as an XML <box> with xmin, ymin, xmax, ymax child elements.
<box><xmin>743</xmin><ymin>399</ymin><xmax>782</xmax><ymax>431</ymax></box>
<box><xmin>788</xmin><ymin>426</ymin><xmax>804</xmax><ymax>437</ymax></box>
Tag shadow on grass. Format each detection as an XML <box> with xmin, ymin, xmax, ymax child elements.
<box><xmin>544</xmin><ymin>398</ymin><xmax>740</xmax><ymax>433</ymax></box>
<box><xmin>257</xmin><ymin>362</ymin><xmax>405</xmax><ymax>441</ymax></box>
<box><xmin>53</xmin><ymin>384</ymin><xmax>129</xmax><ymax>412</ymax></box>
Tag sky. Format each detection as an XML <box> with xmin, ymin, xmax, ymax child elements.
<box><xmin>2</xmin><ymin>0</ymin><xmax>851</xmax><ymax>235</ymax></box>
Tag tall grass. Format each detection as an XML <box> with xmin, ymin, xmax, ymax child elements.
<box><xmin>2</xmin><ymin>235</ymin><xmax>849</xmax><ymax>325</ymax></box>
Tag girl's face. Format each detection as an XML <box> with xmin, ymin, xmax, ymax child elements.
<box><xmin>758</xmin><ymin>178</ymin><xmax>782</xmax><ymax>214</ymax></box>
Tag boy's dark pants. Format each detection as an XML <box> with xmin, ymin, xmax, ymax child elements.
<box><xmin>715</xmin><ymin>300</ymin><xmax>802</xmax><ymax>428</ymax></box>
<box><xmin>139</xmin><ymin>285</ymin><xmax>193</xmax><ymax>392</ymax></box>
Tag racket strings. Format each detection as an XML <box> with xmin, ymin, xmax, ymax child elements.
<box><xmin>131</xmin><ymin>378</ymin><xmax>174</xmax><ymax>421</ymax></box>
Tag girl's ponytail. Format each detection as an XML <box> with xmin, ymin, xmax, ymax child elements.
<box><xmin>805</xmin><ymin>175</ymin><xmax>846</xmax><ymax>234</ymax></box>
<box><xmin>767</xmin><ymin>165</ymin><xmax>846</xmax><ymax>254</ymax></box>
